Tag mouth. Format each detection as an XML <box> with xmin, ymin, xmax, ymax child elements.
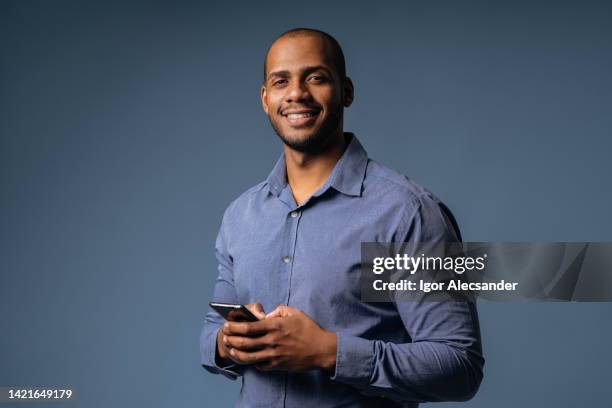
<box><xmin>281</xmin><ymin>108</ymin><xmax>321</xmax><ymax>127</ymax></box>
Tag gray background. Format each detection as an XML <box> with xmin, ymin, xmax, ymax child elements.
<box><xmin>1</xmin><ymin>0</ymin><xmax>611</xmax><ymax>407</ymax></box>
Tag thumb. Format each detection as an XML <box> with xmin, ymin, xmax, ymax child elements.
<box><xmin>246</xmin><ymin>303</ymin><xmax>266</xmax><ymax>320</ymax></box>
<box><xmin>265</xmin><ymin>304</ymin><xmax>293</xmax><ymax>319</ymax></box>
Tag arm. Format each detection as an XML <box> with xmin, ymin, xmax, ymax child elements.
<box><xmin>330</xmin><ymin>195</ymin><xmax>485</xmax><ymax>402</ymax></box>
<box><xmin>331</xmin><ymin>300</ymin><xmax>483</xmax><ymax>402</ymax></box>
<box><xmin>199</xmin><ymin>207</ymin><xmax>244</xmax><ymax>380</ymax></box>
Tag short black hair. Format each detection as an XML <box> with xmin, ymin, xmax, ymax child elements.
<box><xmin>263</xmin><ymin>28</ymin><xmax>346</xmax><ymax>84</ymax></box>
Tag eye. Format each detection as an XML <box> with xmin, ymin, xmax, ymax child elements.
<box><xmin>308</xmin><ymin>75</ymin><xmax>324</xmax><ymax>82</ymax></box>
<box><xmin>273</xmin><ymin>79</ymin><xmax>287</xmax><ymax>86</ymax></box>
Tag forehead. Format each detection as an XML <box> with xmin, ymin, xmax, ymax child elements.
<box><xmin>265</xmin><ymin>35</ymin><xmax>334</xmax><ymax>74</ymax></box>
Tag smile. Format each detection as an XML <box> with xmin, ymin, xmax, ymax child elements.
<box><xmin>281</xmin><ymin>109</ymin><xmax>320</xmax><ymax>126</ymax></box>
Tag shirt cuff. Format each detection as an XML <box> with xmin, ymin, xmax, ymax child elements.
<box><xmin>330</xmin><ymin>332</ymin><xmax>374</xmax><ymax>386</ymax></box>
<box><xmin>202</xmin><ymin>327</ymin><xmax>243</xmax><ymax>380</ymax></box>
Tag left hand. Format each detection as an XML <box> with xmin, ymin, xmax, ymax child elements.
<box><xmin>223</xmin><ymin>305</ymin><xmax>337</xmax><ymax>372</ymax></box>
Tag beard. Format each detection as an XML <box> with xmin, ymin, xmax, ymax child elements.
<box><xmin>268</xmin><ymin>101</ymin><xmax>344</xmax><ymax>155</ymax></box>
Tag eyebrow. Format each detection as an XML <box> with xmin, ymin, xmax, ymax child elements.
<box><xmin>266</xmin><ymin>65</ymin><xmax>333</xmax><ymax>82</ymax></box>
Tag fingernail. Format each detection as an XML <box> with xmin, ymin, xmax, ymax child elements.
<box><xmin>230</xmin><ymin>348</ymin><xmax>235</xmax><ymax>356</ymax></box>
<box><xmin>223</xmin><ymin>335</ymin><xmax>227</xmax><ymax>343</ymax></box>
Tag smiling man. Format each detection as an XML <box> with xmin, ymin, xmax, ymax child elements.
<box><xmin>200</xmin><ymin>28</ymin><xmax>484</xmax><ymax>407</ymax></box>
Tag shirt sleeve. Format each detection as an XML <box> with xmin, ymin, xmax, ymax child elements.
<box><xmin>200</xmin><ymin>206</ymin><xmax>244</xmax><ymax>380</ymax></box>
<box><xmin>330</xmin><ymin>195</ymin><xmax>485</xmax><ymax>402</ymax></box>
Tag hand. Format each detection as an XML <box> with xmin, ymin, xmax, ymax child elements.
<box><xmin>216</xmin><ymin>303</ymin><xmax>266</xmax><ymax>366</ymax></box>
<box><xmin>223</xmin><ymin>305</ymin><xmax>337</xmax><ymax>372</ymax></box>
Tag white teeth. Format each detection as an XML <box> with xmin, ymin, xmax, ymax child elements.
<box><xmin>286</xmin><ymin>112</ymin><xmax>316</xmax><ymax>119</ymax></box>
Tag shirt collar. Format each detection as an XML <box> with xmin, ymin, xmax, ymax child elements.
<box><xmin>265</xmin><ymin>132</ymin><xmax>368</xmax><ymax>198</ymax></box>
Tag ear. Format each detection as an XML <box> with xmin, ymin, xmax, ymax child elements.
<box><xmin>261</xmin><ymin>84</ymin><xmax>269</xmax><ymax>114</ymax></box>
<box><xmin>342</xmin><ymin>77</ymin><xmax>354</xmax><ymax>108</ymax></box>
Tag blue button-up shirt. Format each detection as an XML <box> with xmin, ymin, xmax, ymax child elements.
<box><xmin>200</xmin><ymin>133</ymin><xmax>484</xmax><ymax>407</ymax></box>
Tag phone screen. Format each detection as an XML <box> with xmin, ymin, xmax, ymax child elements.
<box><xmin>209</xmin><ymin>302</ymin><xmax>259</xmax><ymax>322</ymax></box>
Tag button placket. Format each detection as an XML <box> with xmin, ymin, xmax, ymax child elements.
<box><xmin>283</xmin><ymin>208</ymin><xmax>302</xmax><ymax>307</ymax></box>
<box><xmin>282</xmin><ymin>210</ymin><xmax>300</xmax><ymax>266</ymax></box>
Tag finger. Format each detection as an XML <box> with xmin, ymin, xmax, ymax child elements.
<box><xmin>265</xmin><ymin>304</ymin><xmax>294</xmax><ymax>319</ymax></box>
<box><xmin>230</xmin><ymin>347</ymin><xmax>277</xmax><ymax>365</ymax></box>
<box><xmin>224</xmin><ymin>319</ymin><xmax>273</xmax><ymax>336</ymax></box>
<box><xmin>225</xmin><ymin>334</ymin><xmax>270</xmax><ymax>351</ymax></box>
<box><xmin>246</xmin><ymin>303</ymin><xmax>266</xmax><ymax>320</ymax></box>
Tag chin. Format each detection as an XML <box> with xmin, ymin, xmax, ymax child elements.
<box><xmin>275</xmin><ymin>123</ymin><xmax>316</xmax><ymax>141</ymax></box>
<box><xmin>285</xmin><ymin>130</ymin><xmax>317</xmax><ymax>143</ymax></box>
<box><xmin>270</xmin><ymin>115</ymin><xmax>336</xmax><ymax>153</ymax></box>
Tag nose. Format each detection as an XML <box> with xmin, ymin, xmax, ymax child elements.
<box><xmin>285</xmin><ymin>79</ymin><xmax>311</xmax><ymax>103</ymax></box>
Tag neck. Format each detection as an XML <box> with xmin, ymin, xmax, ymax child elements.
<box><xmin>284</xmin><ymin>130</ymin><xmax>349</xmax><ymax>206</ymax></box>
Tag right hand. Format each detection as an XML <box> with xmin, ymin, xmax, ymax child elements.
<box><xmin>216</xmin><ymin>303</ymin><xmax>266</xmax><ymax>364</ymax></box>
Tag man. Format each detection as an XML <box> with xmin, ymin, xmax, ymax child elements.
<box><xmin>200</xmin><ymin>28</ymin><xmax>484</xmax><ymax>407</ymax></box>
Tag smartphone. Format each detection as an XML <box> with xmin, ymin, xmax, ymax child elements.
<box><xmin>209</xmin><ymin>302</ymin><xmax>259</xmax><ymax>322</ymax></box>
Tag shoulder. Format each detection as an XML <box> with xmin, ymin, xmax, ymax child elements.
<box><xmin>363</xmin><ymin>159</ymin><xmax>460</xmax><ymax>240</ymax></box>
<box><xmin>364</xmin><ymin>159</ymin><xmax>442</xmax><ymax>207</ymax></box>
<box><xmin>220</xmin><ymin>180</ymin><xmax>269</xmax><ymax>222</ymax></box>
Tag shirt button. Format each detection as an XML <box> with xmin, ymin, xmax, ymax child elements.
<box><xmin>283</xmin><ymin>256</ymin><xmax>292</xmax><ymax>264</ymax></box>
<box><xmin>290</xmin><ymin>211</ymin><xmax>299</xmax><ymax>218</ymax></box>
